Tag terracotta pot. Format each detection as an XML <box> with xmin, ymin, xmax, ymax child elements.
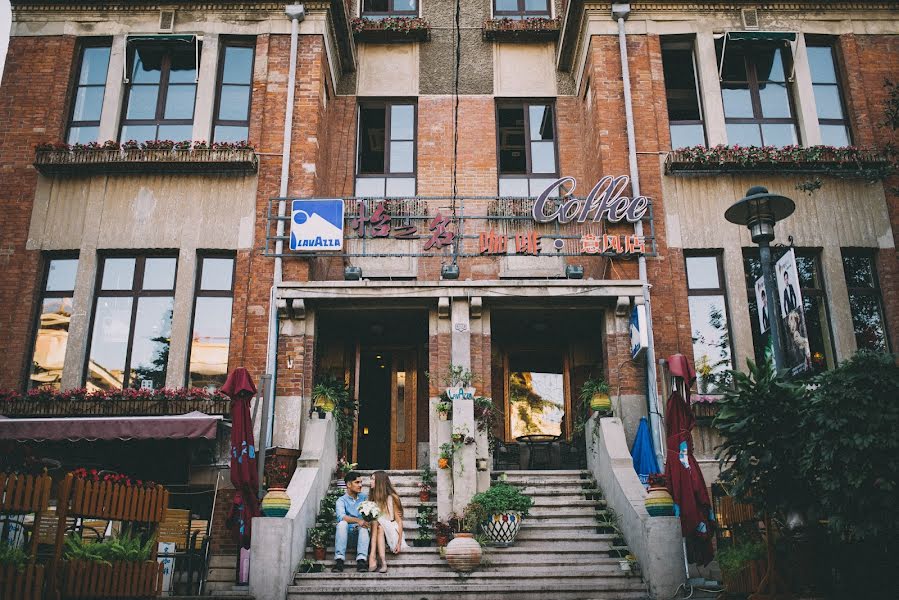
<box><xmin>435</xmin><ymin>534</ymin><xmax>450</xmax><ymax>547</ymax></box>
<box><xmin>444</xmin><ymin>533</ymin><xmax>482</xmax><ymax>572</ymax></box>
<box><xmin>645</xmin><ymin>485</ymin><xmax>675</xmax><ymax>517</ymax></box>
<box><xmin>261</xmin><ymin>487</ymin><xmax>291</xmax><ymax>517</ymax></box>
<box><xmin>313</xmin><ymin>546</ymin><xmax>327</xmax><ymax>561</ymax></box>
<box><xmin>438</xmin><ymin>412</ymin><xmax>449</xmax><ymax>421</ymax></box>
<box><xmin>419</xmin><ymin>490</ymin><xmax>430</xmax><ymax>502</ymax></box>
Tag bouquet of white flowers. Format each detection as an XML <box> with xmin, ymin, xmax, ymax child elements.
<box><xmin>358</xmin><ymin>500</ymin><xmax>381</xmax><ymax>522</ymax></box>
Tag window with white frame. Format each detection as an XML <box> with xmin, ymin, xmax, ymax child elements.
<box><xmin>355</xmin><ymin>101</ymin><xmax>416</xmax><ymax>197</ymax></box>
<box><xmin>497</xmin><ymin>101</ymin><xmax>559</xmax><ymax>197</ymax></box>
<box><xmin>662</xmin><ymin>38</ymin><xmax>706</xmax><ymax>148</ymax></box>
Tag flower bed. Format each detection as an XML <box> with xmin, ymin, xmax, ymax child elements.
<box><xmin>33</xmin><ymin>140</ymin><xmax>257</xmax><ymax>176</ymax></box>
<box><xmin>351</xmin><ymin>17</ymin><xmax>430</xmax><ymax>42</ymax></box>
<box><xmin>0</xmin><ymin>387</ymin><xmax>230</xmax><ymax>418</ymax></box>
<box><xmin>665</xmin><ymin>144</ymin><xmax>891</xmax><ymax>178</ymax></box>
<box><xmin>482</xmin><ymin>17</ymin><xmax>562</xmax><ymax>42</ymax></box>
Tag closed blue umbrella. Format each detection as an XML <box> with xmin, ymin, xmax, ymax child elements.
<box><xmin>631</xmin><ymin>416</ymin><xmax>660</xmax><ymax>486</ymax></box>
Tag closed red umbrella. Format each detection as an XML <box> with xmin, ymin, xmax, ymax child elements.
<box><xmin>664</xmin><ymin>354</ymin><xmax>715</xmax><ymax>566</ymax></box>
<box><xmin>221</xmin><ymin>367</ymin><xmax>260</xmax><ymax>549</ymax></box>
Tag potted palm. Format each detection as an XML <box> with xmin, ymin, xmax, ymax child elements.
<box><xmin>580</xmin><ymin>377</ymin><xmax>611</xmax><ymax>416</ymax></box>
<box><xmin>466</xmin><ymin>482</ymin><xmax>533</xmax><ymax>546</ymax></box>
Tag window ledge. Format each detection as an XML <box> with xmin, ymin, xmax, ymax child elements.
<box><xmin>665</xmin><ymin>145</ymin><xmax>891</xmax><ymax>178</ymax></box>
<box><xmin>33</xmin><ymin>148</ymin><xmax>258</xmax><ymax>176</ymax></box>
<box><xmin>351</xmin><ymin>17</ymin><xmax>431</xmax><ymax>43</ymax></box>
<box><xmin>482</xmin><ymin>17</ymin><xmax>562</xmax><ymax>42</ymax></box>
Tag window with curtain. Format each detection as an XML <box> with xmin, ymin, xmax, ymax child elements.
<box><xmin>685</xmin><ymin>253</ymin><xmax>734</xmax><ymax>395</ymax></box>
<box><xmin>662</xmin><ymin>38</ymin><xmax>706</xmax><ymax>148</ymax></box>
<box><xmin>841</xmin><ymin>249</ymin><xmax>889</xmax><ymax>352</ymax></box>
<box><xmin>355</xmin><ymin>100</ymin><xmax>416</xmax><ymax>197</ymax></box>
<box><xmin>717</xmin><ymin>42</ymin><xmax>799</xmax><ymax>146</ymax></box>
<box><xmin>497</xmin><ymin>101</ymin><xmax>559</xmax><ymax>197</ymax></box>
<box><xmin>67</xmin><ymin>41</ymin><xmax>111</xmax><ymax>144</ymax></box>
<box><xmin>213</xmin><ymin>39</ymin><xmax>255</xmax><ymax>143</ymax></box>
<box><xmin>493</xmin><ymin>0</ymin><xmax>551</xmax><ymax>18</ymax></box>
<box><xmin>28</xmin><ymin>256</ymin><xmax>79</xmax><ymax>390</ymax></box>
<box><xmin>187</xmin><ymin>255</ymin><xmax>235</xmax><ymax>390</ymax></box>
<box><xmin>807</xmin><ymin>43</ymin><xmax>852</xmax><ymax>147</ymax></box>
<box><xmin>86</xmin><ymin>255</ymin><xmax>177</xmax><ymax>390</ymax></box>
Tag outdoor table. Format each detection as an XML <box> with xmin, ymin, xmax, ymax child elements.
<box><xmin>515</xmin><ymin>434</ymin><xmax>562</xmax><ymax>469</ymax></box>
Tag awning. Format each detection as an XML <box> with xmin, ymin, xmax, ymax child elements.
<box><xmin>0</xmin><ymin>411</ymin><xmax>222</xmax><ymax>442</ymax></box>
<box><xmin>726</xmin><ymin>31</ymin><xmax>796</xmax><ymax>43</ymax></box>
<box><xmin>126</xmin><ymin>34</ymin><xmax>196</xmax><ymax>43</ymax></box>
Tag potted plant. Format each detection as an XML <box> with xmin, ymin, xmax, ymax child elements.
<box><xmin>309</xmin><ymin>526</ymin><xmax>328</xmax><ymax>561</ymax></box>
<box><xmin>466</xmin><ymin>482</ymin><xmax>533</xmax><ymax>546</ymax></box>
<box><xmin>436</xmin><ymin>400</ymin><xmax>451</xmax><ymax>421</ymax></box>
<box><xmin>438</xmin><ymin>443</ymin><xmax>453</xmax><ymax>470</ymax></box>
<box><xmin>297</xmin><ymin>558</ymin><xmax>324</xmax><ymax>574</ymax></box>
<box><xmin>717</xmin><ymin>541</ymin><xmax>767</xmax><ymax>594</ymax></box>
<box><xmin>645</xmin><ymin>473</ymin><xmax>675</xmax><ymax>516</ymax></box>
<box><xmin>580</xmin><ymin>377</ymin><xmax>611</xmax><ymax>415</ymax></box>
<box><xmin>418</xmin><ymin>481</ymin><xmax>431</xmax><ymax>502</ymax></box>
<box><xmin>434</xmin><ymin>520</ymin><xmax>453</xmax><ymax>548</ymax></box>
<box><xmin>414</xmin><ymin>505</ymin><xmax>435</xmax><ymax>547</ymax></box>
<box><xmin>311</xmin><ymin>374</ymin><xmax>347</xmax><ymax>415</ymax></box>
<box><xmin>335</xmin><ymin>457</ymin><xmax>357</xmax><ymax>490</ymax></box>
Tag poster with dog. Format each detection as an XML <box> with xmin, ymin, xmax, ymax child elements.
<box><xmin>776</xmin><ymin>249</ymin><xmax>812</xmax><ymax>374</ymax></box>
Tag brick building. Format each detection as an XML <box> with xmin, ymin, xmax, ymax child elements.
<box><xmin>0</xmin><ymin>1</ymin><xmax>897</xmax><ymax>597</ymax></box>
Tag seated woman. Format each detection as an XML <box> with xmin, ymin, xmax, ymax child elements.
<box><xmin>367</xmin><ymin>470</ymin><xmax>409</xmax><ymax>573</ymax></box>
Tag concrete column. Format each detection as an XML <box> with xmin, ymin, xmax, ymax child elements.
<box><xmin>193</xmin><ymin>33</ymin><xmax>220</xmax><ymax>142</ymax></box>
<box><xmin>436</xmin><ymin>405</ymin><xmax>452</xmax><ymax>521</ymax></box>
<box><xmin>164</xmin><ymin>246</ymin><xmax>198</xmax><ymax>388</ymax></box>
<box><xmin>792</xmin><ymin>34</ymin><xmax>823</xmax><ymax>147</ymax></box>
<box><xmin>695</xmin><ymin>31</ymin><xmax>728</xmax><ymax>146</ymax></box>
<box><xmin>820</xmin><ymin>246</ymin><xmax>856</xmax><ymax>362</ymax></box>
<box><xmin>450</xmin><ymin>298</ymin><xmax>476</xmax><ymax>514</ymax></box>
<box><xmin>98</xmin><ymin>34</ymin><xmax>126</xmax><ymax>142</ymax></box>
<box><xmin>271</xmin><ymin>314</ymin><xmax>312</xmax><ymax>450</ymax></box>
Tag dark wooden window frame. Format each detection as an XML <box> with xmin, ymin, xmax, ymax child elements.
<box><xmin>24</xmin><ymin>252</ymin><xmax>80</xmax><ymax>391</ymax></box>
<box><xmin>661</xmin><ymin>37</ymin><xmax>707</xmax><ymax>146</ymax></box>
<box><xmin>119</xmin><ymin>41</ymin><xmax>201</xmax><ymax>142</ymax></box>
<box><xmin>83</xmin><ymin>253</ymin><xmax>179</xmax><ymax>388</ymax></box>
<box><xmin>66</xmin><ymin>38</ymin><xmax>113</xmax><ymax>144</ymax></box>
<box><xmin>360</xmin><ymin>0</ymin><xmax>419</xmax><ymax>17</ymax></box>
<box><xmin>719</xmin><ymin>41</ymin><xmax>801</xmax><ymax>145</ymax></box>
<box><xmin>185</xmin><ymin>252</ymin><xmax>237</xmax><ymax>387</ymax></box>
<box><xmin>355</xmin><ymin>99</ymin><xmax>418</xmax><ymax>182</ymax></box>
<box><xmin>684</xmin><ymin>250</ymin><xmax>736</xmax><ymax>378</ymax></box>
<box><xmin>502</xmin><ymin>346</ymin><xmax>572</xmax><ymax>443</ymax></box>
<box><xmin>805</xmin><ymin>36</ymin><xmax>854</xmax><ymax>145</ymax></box>
<box><xmin>212</xmin><ymin>37</ymin><xmax>256</xmax><ymax>143</ymax></box>
<box><xmin>493</xmin><ymin>0</ymin><xmax>552</xmax><ymax>18</ymax></box>
<box><xmin>841</xmin><ymin>248</ymin><xmax>890</xmax><ymax>352</ymax></box>
<box><xmin>495</xmin><ymin>99</ymin><xmax>560</xmax><ymax>182</ymax></box>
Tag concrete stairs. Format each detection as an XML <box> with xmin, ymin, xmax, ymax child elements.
<box><xmin>288</xmin><ymin>470</ymin><xmax>648</xmax><ymax>600</ymax></box>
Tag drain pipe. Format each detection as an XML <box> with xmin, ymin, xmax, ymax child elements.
<box><xmin>263</xmin><ymin>3</ymin><xmax>305</xmax><ymax>455</ymax></box>
<box><xmin>612</xmin><ymin>3</ymin><xmax>665</xmax><ymax>470</ymax></box>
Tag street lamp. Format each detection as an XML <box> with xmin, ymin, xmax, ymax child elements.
<box><xmin>725</xmin><ymin>186</ymin><xmax>795</xmax><ymax>370</ymax></box>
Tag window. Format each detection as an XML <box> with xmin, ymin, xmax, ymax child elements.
<box><xmin>497</xmin><ymin>101</ymin><xmax>559</xmax><ymax>196</ymax></box>
<box><xmin>187</xmin><ymin>255</ymin><xmax>235</xmax><ymax>390</ymax></box>
<box><xmin>361</xmin><ymin>0</ymin><xmax>418</xmax><ymax>16</ymax></box>
<box><xmin>807</xmin><ymin>43</ymin><xmax>851</xmax><ymax>147</ymax></box>
<box><xmin>121</xmin><ymin>41</ymin><xmax>199</xmax><ymax>143</ymax></box>
<box><xmin>213</xmin><ymin>39</ymin><xmax>254</xmax><ymax>143</ymax></box>
<box><xmin>744</xmin><ymin>249</ymin><xmax>834</xmax><ymax>373</ymax></box>
<box><xmin>67</xmin><ymin>41</ymin><xmax>111</xmax><ymax>144</ymax></box>
<box><xmin>28</xmin><ymin>256</ymin><xmax>79</xmax><ymax>390</ymax></box>
<box><xmin>508</xmin><ymin>352</ymin><xmax>564</xmax><ymax>438</ymax></box>
<box><xmin>86</xmin><ymin>255</ymin><xmax>177</xmax><ymax>390</ymax></box>
<box><xmin>355</xmin><ymin>101</ymin><xmax>416</xmax><ymax>197</ymax></box>
<box><xmin>662</xmin><ymin>39</ymin><xmax>706</xmax><ymax>148</ymax></box>
<box><xmin>493</xmin><ymin>0</ymin><xmax>551</xmax><ymax>18</ymax></box>
<box><xmin>685</xmin><ymin>253</ymin><xmax>734</xmax><ymax>395</ymax></box>
<box><xmin>841</xmin><ymin>250</ymin><xmax>889</xmax><ymax>352</ymax></box>
<box><xmin>718</xmin><ymin>42</ymin><xmax>798</xmax><ymax>146</ymax></box>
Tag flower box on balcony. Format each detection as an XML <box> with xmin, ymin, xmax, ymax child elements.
<box><xmin>0</xmin><ymin>387</ymin><xmax>230</xmax><ymax>418</ymax></box>
<box><xmin>33</xmin><ymin>146</ymin><xmax>258</xmax><ymax>176</ymax></box>
<box><xmin>61</xmin><ymin>560</ymin><xmax>163</xmax><ymax>599</ymax></box>
<box><xmin>482</xmin><ymin>18</ymin><xmax>562</xmax><ymax>42</ymax></box>
<box><xmin>351</xmin><ymin>17</ymin><xmax>431</xmax><ymax>42</ymax></box>
<box><xmin>665</xmin><ymin>144</ymin><xmax>891</xmax><ymax>178</ymax></box>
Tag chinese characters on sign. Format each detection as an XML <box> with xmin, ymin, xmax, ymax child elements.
<box><xmin>479</xmin><ymin>230</ymin><xmax>645</xmax><ymax>256</ymax></box>
<box><xmin>350</xmin><ymin>201</ymin><xmax>416</xmax><ymax>239</ymax></box>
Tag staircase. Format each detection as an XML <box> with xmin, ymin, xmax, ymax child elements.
<box><xmin>288</xmin><ymin>470</ymin><xmax>648</xmax><ymax>600</ymax></box>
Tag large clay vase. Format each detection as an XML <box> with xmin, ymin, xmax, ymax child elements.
<box><xmin>645</xmin><ymin>485</ymin><xmax>675</xmax><ymax>517</ymax></box>
<box><xmin>481</xmin><ymin>512</ymin><xmax>523</xmax><ymax>546</ymax></box>
<box><xmin>444</xmin><ymin>533</ymin><xmax>482</xmax><ymax>572</ymax></box>
<box><xmin>261</xmin><ymin>487</ymin><xmax>291</xmax><ymax>517</ymax></box>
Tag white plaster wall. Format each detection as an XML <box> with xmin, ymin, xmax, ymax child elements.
<box><xmin>495</xmin><ymin>42</ymin><xmax>557</xmax><ymax>97</ymax></box>
<box><xmin>357</xmin><ymin>42</ymin><xmax>419</xmax><ymax>96</ymax></box>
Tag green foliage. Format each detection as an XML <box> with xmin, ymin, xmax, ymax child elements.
<box><xmin>800</xmin><ymin>351</ymin><xmax>899</xmax><ymax>541</ymax></box>
<box><xmin>714</xmin><ymin>360</ymin><xmax>808</xmax><ymax>515</ymax></box>
<box><xmin>715</xmin><ymin>541</ymin><xmax>766</xmax><ymax>576</ymax></box>
<box><xmin>427</xmin><ymin>364</ymin><xmax>475</xmax><ymax>388</ymax></box>
<box><xmin>467</xmin><ymin>483</ymin><xmax>533</xmax><ymax>522</ymax></box>
<box><xmin>474</xmin><ymin>396</ymin><xmax>499</xmax><ymax>453</ymax></box>
<box><xmin>438</xmin><ymin>442</ymin><xmax>454</xmax><ymax>461</ymax></box>
<box><xmin>420</xmin><ymin>465</ymin><xmax>436</xmax><ymax>488</ymax></box>
<box><xmin>435</xmin><ymin>401</ymin><xmax>452</xmax><ymax>415</ymax></box>
<box><xmin>313</xmin><ymin>375</ymin><xmax>356</xmax><ymax>455</ymax></box>
<box><xmin>63</xmin><ymin>533</ymin><xmax>154</xmax><ymax>565</ymax></box>
<box><xmin>575</xmin><ymin>377</ymin><xmax>611</xmax><ymax>434</ymax></box>
<box><xmin>309</xmin><ymin>526</ymin><xmax>329</xmax><ymax>548</ymax></box>
<box><xmin>0</xmin><ymin>543</ymin><xmax>29</xmax><ymax>570</ymax></box>
<box><xmin>416</xmin><ymin>505</ymin><xmax>435</xmax><ymax>539</ymax></box>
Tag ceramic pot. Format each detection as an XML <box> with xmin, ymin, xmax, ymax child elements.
<box><xmin>481</xmin><ymin>512</ymin><xmax>523</xmax><ymax>546</ymax></box>
<box><xmin>437</xmin><ymin>457</ymin><xmax>450</xmax><ymax>470</ymax></box>
<box><xmin>313</xmin><ymin>546</ymin><xmax>326</xmax><ymax>561</ymax></box>
<box><xmin>444</xmin><ymin>533</ymin><xmax>482</xmax><ymax>572</ymax></box>
<box><xmin>645</xmin><ymin>485</ymin><xmax>675</xmax><ymax>517</ymax></box>
<box><xmin>435</xmin><ymin>533</ymin><xmax>450</xmax><ymax>547</ymax></box>
<box><xmin>590</xmin><ymin>392</ymin><xmax>612</xmax><ymax>414</ymax></box>
<box><xmin>260</xmin><ymin>487</ymin><xmax>291</xmax><ymax>517</ymax></box>
<box><xmin>438</xmin><ymin>412</ymin><xmax>449</xmax><ymax>421</ymax></box>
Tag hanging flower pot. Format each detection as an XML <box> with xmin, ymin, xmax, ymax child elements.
<box><xmin>590</xmin><ymin>391</ymin><xmax>612</xmax><ymax>413</ymax></box>
<box><xmin>437</xmin><ymin>457</ymin><xmax>450</xmax><ymax>470</ymax></box>
<box><xmin>261</xmin><ymin>487</ymin><xmax>291</xmax><ymax>517</ymax></box>
<box><xmin>444</xmin><ymin>533</ymin><xmax>482</xmax><ymax>572</ymax></box>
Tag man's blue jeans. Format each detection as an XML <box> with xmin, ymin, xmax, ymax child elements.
<box><xmin>334</xmin><ymin>520</ymin><xmax>369</xmax><ymax>561</ymax></box>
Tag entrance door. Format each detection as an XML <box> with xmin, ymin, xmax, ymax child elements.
<box><xmin>390</xmin><ymin>350</ymin><xmax>417</xmax><ymax>469</ymax></box>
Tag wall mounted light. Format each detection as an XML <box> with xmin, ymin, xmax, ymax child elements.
<box><xmin>286</xmin><ymin>354</ymin><xmax>293</xmax><ymax>369</ymax></box>
<box><xmin>441</xmin><ymin>264</ymin><xmax>460</xmax><ymax>280</ymax></box>
<box><xmin>344</xmin><ymin>266</ymin><xmax>362</xmax><ymax>280</ymax></box>
<box><xmin>565</xmin><ymin>264</ymin><xmax>584</xmax><ymax>279</ymax></box>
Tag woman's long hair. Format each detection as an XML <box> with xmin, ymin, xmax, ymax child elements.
<box><xmin>370</xmin><ymin>470</ymin><xmax>403</xmax><ymax>519</ymax></box>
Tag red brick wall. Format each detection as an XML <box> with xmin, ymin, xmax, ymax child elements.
<box><xmin>209</xmin><ymin>487</ymin><xmax>239</xmax><ymax>555</ymax></box>
<box><xmin>0</xmin><ymin>36</ymin><xmax>77</xmax><ymax>390</ymax></box>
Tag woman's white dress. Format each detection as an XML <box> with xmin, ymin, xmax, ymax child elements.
<box><xmin>377</xmin><ymin>497</ymin><xmax>409</xmax><ymax>553</ymax></box>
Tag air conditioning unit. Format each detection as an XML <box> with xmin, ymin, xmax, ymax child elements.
<box><xmin>741</xmin><ymin>8</ymin><xmax>760</xmax><ymax>30</ymax></box>
<box><xmin>159</xmin><ymin>10</ymin><xmax>176</xmax><ymax>33</ymax></box>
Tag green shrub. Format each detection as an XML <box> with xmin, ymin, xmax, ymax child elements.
<box><xmin>715</xmin><ymin>541</ymin><xmax>766</xmax><ymax>576</ymax></box>
<box><xmin>0</xmin><ymin>543</ymin><xmax>29</xmax><ymax>570</ymax></box>
<box><xmin>467</xmin><ymin>482</ymin><xmax>533</xmax><ymax>523</ymax></box>
<box><xmin>63</xmin><ymin>533</ymin><xmax>154</xmax><ymax>565</ymax></box>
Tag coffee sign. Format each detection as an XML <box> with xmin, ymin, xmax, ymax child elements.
<box><xmin>533</xmin><ymin>175</ymin><xmax>650</xmax><ymax>224</ymax></box>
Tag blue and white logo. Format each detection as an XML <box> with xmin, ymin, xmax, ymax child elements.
<box><xmin>290</xmin><ymin>199</ymin><xmax>344</xmax><ymax>251</ymax></box>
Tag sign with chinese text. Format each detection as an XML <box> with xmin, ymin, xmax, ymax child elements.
<box><xmin>290</xmin><ymin>199</ymin><xmax>344</xmax><ymax>251</ymax></box>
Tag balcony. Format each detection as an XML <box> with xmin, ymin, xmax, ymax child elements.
<box><xmin>351</xmin><ymin>17</ymin><xmax>431</xmax><ymax>43</ymax></box>
<box><xmin>482</xmin><ymin>17</ymin><xmax>562</xmax><ymax>42</ymax></box>
<box><xmin>0</xmin><ymin>388</ymin><xmax>230</xmax><ymax>418</ymax></box>
<box><xmin>33</xmin><ymin>143</ymin><xmax>258</xmax><ymax>176</ymax></box>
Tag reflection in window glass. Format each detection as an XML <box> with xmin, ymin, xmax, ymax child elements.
<box><xmin>200</xmin><ymin>258</ymin><xmax>234</xmax><ymax>290</ymax></box>
<box><xmin>685</xmin><ymin>254</ymin><xmax>733</xmax><ymax>396</ymax></box>
<box><xmin>189</xmin><ymin>256</ymin><xmax>236</xmax><ymax>390</ymax></box>
<box><xmin>29</xmin><ymin>257</ymin><xmax>79</xmax><ymax>390</ymax></box>
<box><xmin>662</xmin><ymin>40</ymin><xmax>705</xmax><ymax>148</ymax></box>
<box><xmin>214</xmin><ymin>41</ymin><xmax>254</xmax><ymax>143</ymax></box>
<box><xmin>842</xmin><ymin>251</ymin><xmax>888</xmax><ymax>352</ymax></box>
<box><xmin>808</xmin><ymin>44</ymin><xmax>851</xmax><ymax>147</ymax></box>
<box><xmin>68</xmin><ymin>44</ymin><xmax>111</xmax><ymax>144</ymax></box>
<box><xmin>101</xmin><ymin>258</ymin><xmax>135</xmax><ymax>290</ymax></box>
<box><xmin>498</xmin><ymin>102</ymin><xmax>557</xmax><ymax>196</ymax></box>
<box><xmin>143</xmin><ymin>257</ymin><xmax>177</xmax><ymax>290</ymax></box>
<box><xmin>355</xmin><ymin>102</ymin><xmax>416</xmax><ymax>197</ymax></box>
<box><xmin>128</xmin><ymin>297</ymin><xmax>174</xmax><ymax>390</ymax></box>
<box><xmin>88</xmin><ymin>297</ymin><xmax>133</xmax><ymax>390</ymax></box>
<box><xmin>509</xmin><ymin>371</ymin><xmax>564</xmax><ymax>438</ymax></box>
<box><xmin>46</xmin><ymin>259</ymin><xmax>79</xmax><ymax>292</ymax></box>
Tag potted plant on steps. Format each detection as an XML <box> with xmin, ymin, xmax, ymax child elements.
<box><xmin>309</xmin><ymin>526</ymin><xmax>328</xmax><ymax>561</ymax></box>
<box><xmin>466</xmin><ymin>482</ymin><xmax>533</xmax><ymax>546</ymax></box>
<box><xmin>414</xmin><ymin>505</ymin><xmax>435</xmax><ymax>547</ymax></box>
<box><xmin>419</xmin><ymin>465</ymin><xmax>435</xmax><ymax>501</ymax></box>
<box><xmin>580</xmin><ymin>377</ymin><xmax>612</xmax><ymax>416</ymax></box>
<box><xmin>434</xmin><ymin>520</ymin><xmax>453</xmax><ymax>548</ymax></box>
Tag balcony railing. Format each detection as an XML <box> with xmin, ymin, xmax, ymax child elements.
<box><xmin>34</xmin><ymin>147</ymin><xmax>258</xmax><ymax>176</ymax></box>
<box><xmin>0</xmin><ymin>390</ymin><xmax>230</xmax><ymax>418</ymax></box>
<box><xmin>482</xmin><ymin>17</ymin><xmax>562</xmax><ymax>42</ymax></box>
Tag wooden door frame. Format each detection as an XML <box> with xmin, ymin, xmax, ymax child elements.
<box><xmin>501</xmin><ymin>345</ymin><xmax>573</xmax><ymax>442</ymax></box>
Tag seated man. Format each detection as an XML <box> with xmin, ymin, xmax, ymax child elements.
<box><xmin>333</xmin><ymin>470</ymin><xmax>370</xmax><ymax>572</ymax></box>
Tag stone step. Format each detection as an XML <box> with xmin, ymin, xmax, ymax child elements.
<box><xmin>495</xmin><ymin>470</ymin><xmax>590</xmax><ymax>477</ymax></box>
<box><xmin>288</xmin><ymin>580</ymin><xmax>647</xmax><ymax>600</ymax></box>
<box><xmin>304</xmin><ymin>552</ymin><xmax>623</xmax><ymax>568</ymax></box>
<box><xmin>494</xmin><ymin>477</ymin><xmax>594</xmax><ymax>486</ymax></box>
<box><xmin>295</xmin><ymin>564</ymin><xmax>638</xmax><ymax>580</ymax></box>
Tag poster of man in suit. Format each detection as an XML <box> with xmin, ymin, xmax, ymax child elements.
<box><xmin>754</xmin><ymin>277</ymin><xmax>769</xmax><ymax>334</ymax></box>
<box><xmin>776</xmin><ymin>249</ymin><xmax>812</xmax><ymax>374</ymax></box>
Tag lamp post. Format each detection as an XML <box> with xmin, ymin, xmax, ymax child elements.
<box><xmin>725</xmin><ymin>186</ymin><xmax>795</xmax><ymax>370</ymax></box>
